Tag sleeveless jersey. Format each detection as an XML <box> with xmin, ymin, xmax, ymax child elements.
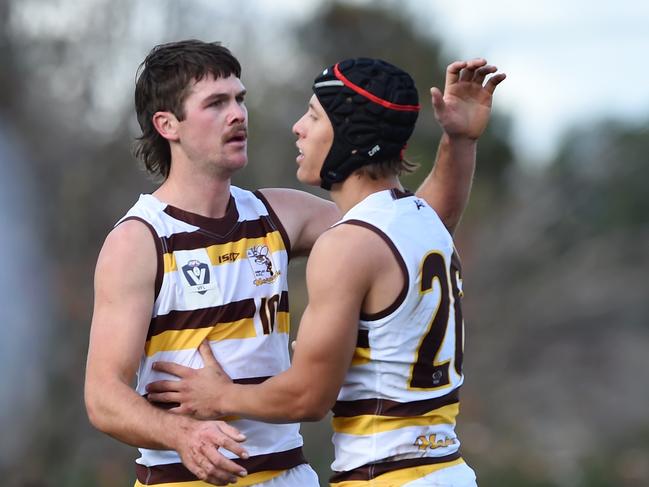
<box><xmin>329</xmin><ymin>189</ymin><xmax>466</xmax><ymax>483</ymax></box>
<box><xmin>117</xmin><ymin>187</ymin><xmax>307</xmax><ymax>486</ymax></box>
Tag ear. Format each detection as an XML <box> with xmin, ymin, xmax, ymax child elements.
<box><xmin>152</xmin><ymin>111</ymin><xmax>180</xmax><ymax>142</ymax></box>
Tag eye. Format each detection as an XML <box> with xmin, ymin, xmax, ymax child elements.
<box><xmin>236</xmin><ymin>94</ymin><xmax>246</xmax><ymax>104</ymax></box>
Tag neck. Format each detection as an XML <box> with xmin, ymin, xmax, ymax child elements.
<box><xmin>329</xmin><ymin>174</ymin><xmax>402</xmax><ymax>214</ymax></box>
<box><xmin>153</xmin><ymin>156</ymin><xmax>233</xmax><ymax>219</ymax></box>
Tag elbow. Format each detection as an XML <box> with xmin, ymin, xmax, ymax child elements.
<box><xmin>84</xmin><ymin>387</ymin><xmax>111</xmax><ymax>434</ymax></box>
<box><xmin>84</xmin><ymin>394</ymin><xmax>103</xmax><ymax>431</ymax></box>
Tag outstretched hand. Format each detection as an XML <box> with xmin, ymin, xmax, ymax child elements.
<box><xmin>147</xmin><ymin>340</ymin><xmax>232</xmax><ymax>419</ymax></box>
<box><xmin>431</xmin><ymin>58</ymin><xmax>506</xmax><ymax>140</ymax></box>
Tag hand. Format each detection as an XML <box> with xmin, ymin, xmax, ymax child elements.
<box><xmin>147</xmin><ymin>340</ymin><xmax>233</xmax><ymax>419</ymax></box>
<box><xmin>431</xmin><ymin>58</ymin><xmax>506</xmax><ymax>140</ymax></box>
<box><xmin>175</xmin><ymin>418</ymin><xmax>249</xmax><ymax>485</ymax></box>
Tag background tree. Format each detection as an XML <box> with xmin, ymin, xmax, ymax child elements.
<box><xmin>0</xmin><ymin>0</ymin><xmax>646</xmax><ymax>486</ymax></box>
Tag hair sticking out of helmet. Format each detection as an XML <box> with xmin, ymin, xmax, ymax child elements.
<box><xmin>312</xmin><ymin>58</ymin><xmax>420</xmax><ymax>190</ymax></box>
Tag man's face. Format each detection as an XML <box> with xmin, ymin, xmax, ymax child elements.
<box><xmin>292</xmin><ymin>95</ymin><xmax>334</xmax><ymax>186</ymax></box>
<box><xmin>176</xmin><ymin>74</ymin><xmax>248</xmax><ymax>175</ymax></box>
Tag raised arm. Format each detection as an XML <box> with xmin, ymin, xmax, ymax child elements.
<box><xmin>84</xmin><ymin>220</ymin><xmax>248</xmax><ymax>484</ymax></box>
<box><xmin>417</xmin><ymin>58</ymin><xmax>506</xmax><ymax>234</ymax></box>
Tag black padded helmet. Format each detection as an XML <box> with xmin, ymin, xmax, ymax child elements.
<box><xmin>312</xmin><ymin>58</ymin><xmax>420</xmax><ymax>189</ymax></box>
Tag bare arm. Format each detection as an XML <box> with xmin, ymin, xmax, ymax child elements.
<box><xmin>417</xmin><ymin>58</ymin><xmax>506</xmax><ymax>234</ymax></box>
<box><xmin>84</xmin><ymin>220</ymin><xmax>248</xmax><ymax>484</ymax></box>
<box><xmin>147</xmin><ymin>224</ymin><xmax>383</xmax><ymax>422</ymax></box>
<box><xmin>258</xmin><ymin>187</ymin><xmax>340</xmax><ymax>257</ymax></box>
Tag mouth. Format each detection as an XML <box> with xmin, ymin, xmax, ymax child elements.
<box><xmin>296</xmin><ymin>145</ymin><xmax>304</xmax><ymax>164</ymax></box>
<box><xmin>224</xmin><ymin>129</ymin><xmax>248</xmax><ymax>146</ymax></box>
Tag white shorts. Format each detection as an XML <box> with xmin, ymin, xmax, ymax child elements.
<box><xmin>257</xmin><ymin>464</ymin><xmax>320</xmax><ymax>487</ymax></box>
<box><xmin>402</xmin><ymin>462</ymin><xmax>477</xmax><ymax>487</ymax></box>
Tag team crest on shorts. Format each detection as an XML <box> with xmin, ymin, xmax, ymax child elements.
<box><xmin>247</xmin><ymin>244</ymin><xmax>280</xmax><ymax>286</ymax></box>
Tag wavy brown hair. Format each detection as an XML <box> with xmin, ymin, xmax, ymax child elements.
<box><xmin>133</xmin><ymin>40</ymin><xmax>241</xmax><ymax>179</ymax></box>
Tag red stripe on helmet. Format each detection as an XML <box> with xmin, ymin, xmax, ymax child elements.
<box><xmin>333</xmin><ymin>63</ymin><xmax>420</xmax><ymax>112</ymax></box>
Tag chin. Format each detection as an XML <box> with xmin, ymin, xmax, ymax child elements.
<box><xmin>228</xmin><ymin>155</ymin><xmax>248</xmax><ymax>171</ymax></box>
<box><xmin>296</xmin><ymin>169</ymin><xmax>319</xmax><ymax>187</ymax></box>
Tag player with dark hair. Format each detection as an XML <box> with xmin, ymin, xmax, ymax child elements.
<box><xmin>146</xmin><ymin>56</ymin><xmax>505</xmax><ymax>486</ymax></box>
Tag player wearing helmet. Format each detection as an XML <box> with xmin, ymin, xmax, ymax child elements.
<box><xmin>146</xmin><ymin>56</ymin><xmax>505</xmax><ymax>486</ymax></box>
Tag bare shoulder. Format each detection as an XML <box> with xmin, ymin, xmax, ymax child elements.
<box><xmin>95</xmin><ymin>219</ymin><xmax>157</xmax><ymax>287</ymax></box>
<box><xmin>89</xmin><ymin>219</ymin><xmax>159</xmax><ymax>383</ymax></box>
<box><xmin>308</xmin><ymin>223</ymin><xmax>393</xmax><ymax>280</ymax></box>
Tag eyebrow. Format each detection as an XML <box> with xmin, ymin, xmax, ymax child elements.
<box><xmin>203</xmin><ymin>89</ymin><xmax>247</xmax><ymax>104</ymax></box>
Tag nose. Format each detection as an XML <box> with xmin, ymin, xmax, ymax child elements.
<box><xmin>227</xmin><ymin>101</ymin><xmax>247</xmax><ymax>125</ymax></box>
<box><xmin>292</xmin><ymin>115</ymin><xmax>305</xmax><ymax>138</ymax></box>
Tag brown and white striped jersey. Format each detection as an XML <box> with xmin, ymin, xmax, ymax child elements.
<box><xmin>329</xmin><ymin>189</ymin><xmax>467</xmax><ymax>483</ymax></box>
<box><xmin>117</xmin><ymin>187</ymin><xmax>307</xmax><ymax>485</ymax></box>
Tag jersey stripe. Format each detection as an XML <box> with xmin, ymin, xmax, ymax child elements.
<box><xmin>145</xmin><ymin>312</ymin><xmax>290</xmax><ymax>356</ymax></box>
<box><xmin>118</xmin><ymin>189</ymin><xmax>302</xmax><ymax>477</ymax></box>
<box><xmin>145</xmin><ymin>318</ymin><xmax>257</xmax><ymax>356</ymax></box>
<box><xmin>135</xmin><ymin>447</ymin><xmax>307</xmax><ymax>486</ymax></box>
<box><xmin>350</xmin><ymin>329</ymin><xmax>370</xmax><ymax>366</ymax></box>
<box><xmin>331</xmin><ymin>402</ymin><xmax>458</xmax><ymax>435</ymax></box>
<box><xmin>134</xmin><ymin>471</ymin><xmax>283</xmax><ymax>487</ymax></box>
<box><xmin>162</xmin><ymin>230</ymin><xmax>286</xmax><ymax>272</ymax></box>
<box><xmin>149</xmin><ymin>299</ymin><xmax>255</xmax><ymax>338</ymax></box>
<box><xmin>330</xmin><ymin>189</ymin><xmax>465</xmax><ymax>475</ymax></box>
<box><xmin>330</xmin><ymin>455</ymin><xmax>464</xmax><ymax>486</ymax></box>
<box><xmin>332</xmin><ymin>389</ymin><xmax>459</xmax><ymax>417</ymax></box>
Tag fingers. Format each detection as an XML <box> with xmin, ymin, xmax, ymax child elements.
<box><xmin>445</xmin><ymin>60</ymin><xmax>468</xmax><ymax>88</ymax></box>
<box><xmin>484</xmin><ymin>72</ymin><xmax>507</xmax><ymax>94</ymax></box>
<box><xmin>199</xmin><ymin>442</ymin><xmax>248</xmax><ymax>479</ymax></box>
<box><xmin>147</xmin><ymin>390</ymin><xmax>181</xmax><ymax>403</ymax></box>
<box><xmin>217</xmin><ymin>435</ymin><xmax>249</xmax><ymax>460</ymax></box>
<box><xmin>199</xmin><ymin>341</ymin><xmax>230</xmax><ymax>379</ymax></box>
<box><xmin>198</xmin><ymin>339</ymin><xmax>218</xmax><ymax>366</ymax></box>
<box><xmin>152</xmin><ymin>360</ymin><xmax>192</xmax><ymax>377</ymax></box>
<box><xmin>458</xmin><ymin>58</ymin><xmax>486</xmax><ymax>82</ymax></box>
<box><xmin>146</xmin><ymin>379</ymin><xmax>180</xmax><ymax>393</ymax></box>
<box><xmin>217</xmin><ymin>421</ymin><xmax>247</xmax><ymax>442</ymax></box>
<box><xmin>472</xmin><ymin>64</ymin><xmax>498</xmax><ymax>85</ymax></box>
<box><xmin>193</xmin><ymin>451</ymin><xmax>244</xmax><ymax>485</ymax></box>
<box><xmin>445</xmin><ymin>58</ymin><xmax>505</xmax><ymax>89</ymax></box>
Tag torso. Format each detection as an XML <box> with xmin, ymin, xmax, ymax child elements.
<box><xmin>118</xmin><ymin>186</ymin><xmax>306</xmax><ymax>482</ymax></box>
<box><xmin>329</xmin><ymin>189</ymin><xmax>467</xmax><ymax>481</ymax></box>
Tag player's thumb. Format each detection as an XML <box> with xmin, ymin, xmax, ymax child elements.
<box><xmin>430</xmin><ymin>87</ymin><xmax>444</xmax><ymax>113</ymax></box>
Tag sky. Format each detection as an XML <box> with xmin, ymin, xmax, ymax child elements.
<box><xmin>411</xmin><ymin>0</ymin><xmax>649</xmax><ymax>163</ymax></box>
<box><xmin>9</xmin><ymin>0</ymin><xmax>649</xmax><ymax>164</ymax></box>
<box><xmin>266</xmin><ymin>0</ymin><xmax>649</xmax><ymax>163</ymax></box>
